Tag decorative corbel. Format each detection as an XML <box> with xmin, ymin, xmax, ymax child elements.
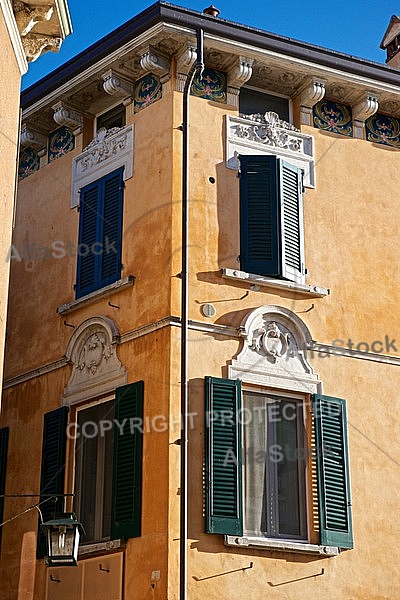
<box><xmin>299</xmin><ymin>79</ymin><xmax>326</xmax><ymax>125</ymax></box>
<box><xmin>175</xmin><ymin>42</ymin><xmax>197</xmax><ymax>92</ymax></box>
<box><xmin>22</xmin><ymin>34</ymin><xmax>61</xmax><ymax>62</ymax></box>
<box><xmin>102</xmin><ymin>70</ymin><xmax>134</xmax><ymax>105</ymax></box>
<box><xmin>227</xmin><ymin>56</ymin><xmax>254</xmax><ymax>107</ymax></box>
<box><xmin>13</xmin><ymin>1</ymin><xmax>53</xmax><ymax>37</ymax></box>
<box><xmin>20</xmin><ymin>123</ymin><xmax>47</xmax><ymax>156</ymax></box>
<box><xmin>353</xmin><ymin>92</ymin><xmax>379</xmax><ymax>139</ymax></box>
<box><xmin>140</xmin><ymin>46</ymin><xmax>170</xmax><ymax>83</ymax></box>
<box><xmin>52</xmin><ymin>101</ymin><xmax>83</xmax><ymax>136</ymax></box>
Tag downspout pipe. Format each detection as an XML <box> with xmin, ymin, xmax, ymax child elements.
<box><xmin>180</xmin><ymin>28</ymin><xmax>204</xmax><ymax>600</ymax></box>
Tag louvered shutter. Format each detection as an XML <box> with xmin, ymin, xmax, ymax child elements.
<box><xmin>76</xmin><ymin>180</ymin><xmax>100</xmax><ymax>297</ymax></box>
<box><xmin>37</xmin><ymin>407</ymin><xmax>69</xmax><ymax>558</ymax></box>
<box><xmin>76</xmin><ymin>168</ymin><xmax>123</xmax><ymax>298</ymax></box>
<box><xmin>205</xmin><ymin>377</ymin><xmax>243</xmax><ymax>535</ymax></box>
<box><xmin>279</xmin><ymin>160</ymin><xmax>304</xmax><ymax>283</ymax></box>
<box><xmin>240</xmin><ymin>155</ymin><xmax>280</xmax><ymax>277</ymax></box>
<box><xmin>239</xmin><ymin>155</ymin><xmax>304</xmax><ymax>283</ymax></box>
<box><xmin>313</xmin><ymin>394</ymin><xmax>353</xmax><ymax>549</ymax></box>
<box><xmin>101</xmin><ymin>168</ymin><xmax>124</xmax><ymax>284</ymax></box>
<box><xmin>0</xmin><ymin>427</ymin><xmax>9</xmax><ymax>552</ymax></box>
<box><xmin>111</xmin><ymin>381</ymin><xmax>143</xmax><ymax>540</ymax></box>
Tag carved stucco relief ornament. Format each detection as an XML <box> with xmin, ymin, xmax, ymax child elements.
<box><xmin>63</xmin><ymin>317</ymin><xmax>127</xmax><ymax>405</ymax></box>
<box><xmin>251</xmin><ymin>321</ymin><xmax>290</xmax><ymax>364</ymax></box>
<box><xmin>71</xmin><ymin>124</ymin><xmax>134</xmax><ymax>207</ymax></box>
<box><xmin>228</xmin><ymin>305</ymin><xmax>320</xmax><ymax>394</ymax></box>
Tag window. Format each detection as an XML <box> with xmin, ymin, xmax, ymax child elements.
<box><xmin>239</xmin><ymin>88</ymin><xmax>290</xmax><ymax>122</ymax></box>
<box><xmin>96</xmin><ymin>104</ymin><xmax>126</xmax><ymax>131</ymax></box>
<box><xmin>76</xmin><ymin>167</ymin><xmax>124</xmax><ymax>298</ymax></box>
<box><xmin>37</xmin><ymin>382</ymin><xmax>143</xmax><ymax>556</ymax></box>
<box><xmin>205</xmin><ymin>377</ymin><xmax>353</xmax><ymax>550</ymax></box>
<box><xmin>239</xmin><ymin>154</ymin><xmax>305</xmax><ymax>284</ymax></box>
<box><xmin>243</xmin><ymin>391</ymin><xmax>306</xmax><ymax>540</ymax></box>
<box><xmin>74</xmin><ymin>401</ymin><xmax>115</xmax><ymax>544</ymax></box>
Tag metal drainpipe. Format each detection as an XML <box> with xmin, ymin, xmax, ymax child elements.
<box><xmin>180</xmin><ymin>28</ymin><xmax>204</xmax><ymax>600</ymax></box>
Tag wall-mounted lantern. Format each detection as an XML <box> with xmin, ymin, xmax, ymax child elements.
<box><xmin>41</xmin><ymin>512</ymin><xmax>84</xmax><ymax>566</ymax></box>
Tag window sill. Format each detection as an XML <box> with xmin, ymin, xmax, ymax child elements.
<box><xmin>225</xmin><ymin>535</ymin><xmax>339</xmax><ymax>556</ymax></box>
<box><xmin>56</xmin><ymin>275</ymin><xmax>135</xmax><ymax>315</ymax></box>
<box><xmin>222</xmin><ymin>268</ymin><xmax>329</xmax><ymax>297</ymax></box>
<box><xmin>78</xmin><ymin>538</ymin><xmax>126</xmax><ymax>558</ymax></box>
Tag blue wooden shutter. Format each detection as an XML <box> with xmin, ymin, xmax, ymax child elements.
<box><xmin>0</xmin><ymin>427</ymin><xmax>9</xmax><ymax>553</ymax></box>
<box><xmin>205</xmin><ymin>377</ymin><xmax>243</xmax><ymax>535</ymax></box>
<box><xmin>240</xmin><ymin>155</ymin><xmax>280</xmax><ymax>277</ymax></box>
<box><xmin>111</xmin><ymin>381</ymin><xmax>144</xmax><ymax>540</ymax></box>
<box><xmin>37</xmin><ymin>407</ymin><xmax>69</xmax><ymax>558</ymax></box>
<box><xmin>76</xmin><ymin>180</ymin><xmax>101</xmax><ymax>297</ymax></box>
<box><xmin>76</xmin><ymin>167</ymin><xmax>123</xmax><ymax>298</ymax></box>
<box><xmin>101</xmin><ymin>168</ymin><xmax>124</xmax><ymax>285</ymax></box>
<box><xmin>313</xmin><ymin>394</ymin><xmax>353</xmax><ymax>549</ymax></box>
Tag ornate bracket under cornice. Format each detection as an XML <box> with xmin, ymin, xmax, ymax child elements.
<box><xmin>20</xmin><ymin>122</ymin><xmax>47</xmax><ymax>155</ymax></box>
<box><xmin>353</xmin><ymin>92</ymin><xmax>379</xmax><ymax>139</ymax></box>
<box><xmin>299</xmin><ymin>78</ymin><xmax>326</xmax><ymax>126</ymax></box>
<box><xmin>226</xmin><ymin>112</ymin><xmax>315</xmax><ymax>187</ymax></box>
<box><xmin>102</xmin><ymin>69</ymin><xmax>134</xmax><ymax>103</ymax></box>
<box><xmin>140</xmin><ymin>46</ymin><xmax>170</xmax><ymax>83</ymax></box>
<box><xmin>13</xmin><ymin>2</ymin><xmax>53</xmax><ymax>36</ymax></box>
<box><xmin>229</xmin><ymin>305</ymin><xmax>320</xmax><ymax>394</ymax></box>
<box><xmin>227</xmin><ymin>56</ymin><xmax>254</xmax><ymax>107</ymax></box>
<box><xmin>52</xmin><ymin>101</ymin><xmax>83</xmax><ymax>135</ymax></box>
<box><xmin>71</xmin><ymin>124</ymin><xmax>134</xmax><ymax>208</ymax></box>
<box><xmin>22</xmin><ymin>33</ymin><xmax>61</xmax><ymax>62</ymax></box>
<box><xmin>176</xmin><ymin>42</ymin><xmax>197</xmax><ymax>92</ymax></box>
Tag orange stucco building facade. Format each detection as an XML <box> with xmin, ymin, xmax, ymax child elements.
<box><xmin>1</xmin><ymin>3</ymin><xmax>400</xmax><ymax>599</ymax></box>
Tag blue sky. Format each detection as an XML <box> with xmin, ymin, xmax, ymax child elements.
<box><xmin>22</xmin><ymin>0</ymin><xmax>398</xmax><ymax>90</ymax></box>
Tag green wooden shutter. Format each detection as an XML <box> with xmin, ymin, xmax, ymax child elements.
<box><xmin>205</xmin><ymin>377</ymin><xmax>243</xmax><ymax>535</ymax></box>
<box><xmin>0</xmin><ymin>427</ymin><xmax>9</xmax><ymax>552</ymax></box>
<box><xmin>280</xmin><ymin>160</ymin><xmax>304</xmax><ymax>283</ymax></box>
<box><xmin>240</xmin><ymin>155</ymin><xmax>280</xmax><ymax>277</ymax></box>
<box><xmin>111</xmin><ymin>381</ymin><xmax>144</xmax><ymax>540</ymax></box>
<box><xmin>37</xmin><ymin>407</ymin><xmax>69</xmax><ymax>558</ymax></box>
<box><xmin>313</xmin><ymin>394</ymin><xmax>353</xmax><ymax>549</ymax></box>
<box><xmin>239</xmin><ymin>155</ymin><xmax>304</xmax><ymax>283</ymax></box>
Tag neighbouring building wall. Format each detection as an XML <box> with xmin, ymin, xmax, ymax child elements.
<box><xmin>0</xmin><ymin>8</ymin><xmax>24</xmax><ymax>413</ymax></box>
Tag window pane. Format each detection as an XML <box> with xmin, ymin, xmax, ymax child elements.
<box><xmin>239</xmin><ymin>88</ymin><xmax>290</xmax><ymax>122</ymax></box>
<box><xmin>74</xmin><ymin>400</ymin><xmax>115</xmax><ymax>544</ymax></box>
<box><xmin>276</xmin><ymin>403</ymin><xmax>302</xmax><ymax>536</ymax></box>
<box><xmin>243</xmin><ymin>393</ymin><xmax>306</xmax><ymax>539</ymax></box>
<box><xmin>97</xmin><ymin>104</ymin><xmax>125</xmax><ymax>130</ymax></box>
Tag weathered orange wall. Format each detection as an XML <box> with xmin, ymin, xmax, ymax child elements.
<box><xmin>2</xmin><ymin>78</ymin><xmax>400</xmax><ymax>600</ymax></box>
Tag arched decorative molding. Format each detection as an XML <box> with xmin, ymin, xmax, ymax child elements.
<box><xmin>63</xmin><ymin>316</ymin><xmax>126</xmax><ymax>405</ymax></box>
<box><xmin>228</xmin><ymin>305</ymin><xmax>321</xmax><ymax>394</ymax></box>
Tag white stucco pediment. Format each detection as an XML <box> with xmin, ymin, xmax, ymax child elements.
<box><xmin>229</xmin><ymin>305</ymin><xmax>320</xmax><ymax>394</ymax></box>
<box><xmin>63</xmin><ymin>316</ymin><xmax>126</xmax><ymax>405</ymax></box>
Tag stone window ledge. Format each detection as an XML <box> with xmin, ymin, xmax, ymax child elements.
<box><xmin>222</xmin><ymin>268</ymin><xmax>329</xmax><ymax>297</ymax></box>
<box><xmin>225</xmin><ymin>535</ymin><xmax>339</xmax><ymax>556</ymax></box>
<box><xmin>78</xmin><ymin>538</ymin><xmax>126</xmax><ymax>558</ymax></box>
<box><xmin>56</xmin><ymin>275</ymin><xmax>135</xmax><ymax>315</ymax></box>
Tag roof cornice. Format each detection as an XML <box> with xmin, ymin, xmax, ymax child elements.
<box><xmin>21</xmin><ymin>1</ymin><xmax>400</xmax><ymax>110</ymax></box>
